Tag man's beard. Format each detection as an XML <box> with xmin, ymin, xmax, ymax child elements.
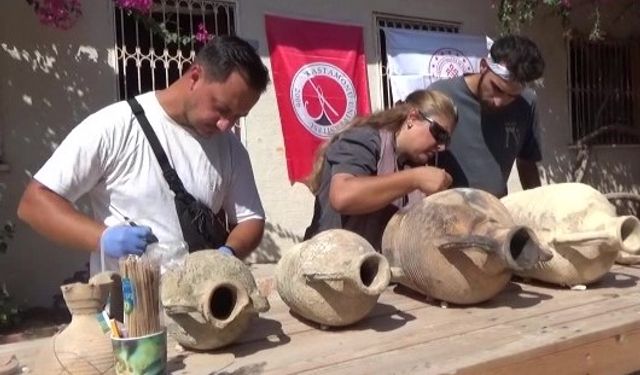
<box><xmin>476</xmin><ymin>72</ymin><xmax>498</xmax><ymax>112</ymax></box>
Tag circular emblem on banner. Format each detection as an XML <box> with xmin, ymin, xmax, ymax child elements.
<box><xmin>428</xmin><ymin>48</ymin><xmax>474</xmax><ymax>84</ymax></box>
<box><xmin>290</xmin><ymin>62</ymin><xmax>357</xmax><ymax>139</ymax></box>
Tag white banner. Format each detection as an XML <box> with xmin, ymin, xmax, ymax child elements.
<box><xmin>384</xmin><ymin>28</ymin><xmax>491</xmax><ymax>101</ymax></box>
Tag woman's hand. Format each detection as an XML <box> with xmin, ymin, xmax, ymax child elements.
<box><xmin>411</xmin><ymin>166</ymin><xmax>452</xmax><ymax>195</ymax></box>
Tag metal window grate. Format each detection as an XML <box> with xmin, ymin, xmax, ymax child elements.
<box><xmin>376</xmin><ymin>15</ymin><xmax>460</xmax><ymax>109</ymax></box>
<box><xmin>115</xmin><ymin>0</ymin><xmax>236</xmax><ymax>100</ymax></box>
<box><xmin>568</xmin><ymin>38</ymin><xmax>640</xmax><ymax>145</ymax></box>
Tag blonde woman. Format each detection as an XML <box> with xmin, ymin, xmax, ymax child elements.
<box><xmin>304</xmin><ymin>89</ymin><xmax>458</xmax><ymax>250</ymax></box>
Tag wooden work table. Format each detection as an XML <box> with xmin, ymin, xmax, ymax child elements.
<box><xmin>4</xmin><ymin>264</ymin><xmax>640</xmax><ymax>374</ymax></box>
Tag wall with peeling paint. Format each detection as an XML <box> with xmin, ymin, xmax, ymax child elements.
<box><xmin>1</xmin><ymin>0</ymin><xmax>638</xmax><ymax>307</ymax></box>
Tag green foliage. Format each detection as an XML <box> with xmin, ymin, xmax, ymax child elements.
<box><xmin>496</xmin><ymin>0</ymin><xmax>599</xmax><ymax>39</ymax></box>
<box><xmin>0</xmin><ymin>283</ymin><xmax>21</xmax><ymax>330</ymax></box>
<box><xmin>119</xmin><ymin>8</ymin><xmax>206</xmax><ymax>47</ymax></box>
<box><xmin>0</xmin><ymin>221</ymin><xmax>14</xmax><ymax>254</ymax></box>
<box><xmin>0</xmin><ymin>221</ymin><xmax>20</xmax><ymax>330</ymax></box>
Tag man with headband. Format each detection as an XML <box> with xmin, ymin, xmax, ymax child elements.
<box><xmin>428</xmin><ymin>34</ymin><xmax>545</xmax><ymax>197</ymax></box>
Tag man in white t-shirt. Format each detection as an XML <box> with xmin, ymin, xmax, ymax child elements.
<box><xmin>17</xmin><ymin>36</ymin><xmax>270</xmax><ymax>274</ymax></box>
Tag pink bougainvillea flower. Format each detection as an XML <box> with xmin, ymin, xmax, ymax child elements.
<box><xmin>33</xmin><ymin>0</ymin><xmax>82</xmax><ymax>30</ymax></box>
<box><xmin>195</xmin><ymin>22</ymin><xmax>214</xmax><ymax>43</ymax></box>
<box><xmin>115</xmin><ymin>0</ymin><xmax>153</xmax><ymax>14</ymax></box>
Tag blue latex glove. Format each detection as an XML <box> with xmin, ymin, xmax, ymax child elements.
<box><xmin>218</xmin><ymin>245</ymin><xmax>236</xmax><ymax>257</ymax></box>
<box><xmin>100</xmin><ymin>225</ymin><xmax>155</xmax><ymax>258</ymax></box>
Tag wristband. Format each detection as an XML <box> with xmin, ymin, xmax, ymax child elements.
<box><xmin>218</xmin><ymin>245</ymin><xmax>236</xmax><ymax>257</ymax></box>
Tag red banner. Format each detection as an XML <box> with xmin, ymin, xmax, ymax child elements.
<box><xmin>265</xmin><ymin>15</ymin><xmax>371</xmax><ymax>183</ymax></box>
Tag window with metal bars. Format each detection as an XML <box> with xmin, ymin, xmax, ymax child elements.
<box><xmin>114</xmin><ymin>0</ymin><xmax>236</xmax><ymax>100</ymax></box>
<box><xmin>568</xmin><ymin>38</ymin><xmax>640</xmax><ymax>145</ymax></box>
<box><xmin>375</xmin><ymin>14</ymin><xmax>460</xmax><ymax>109</ymax></box>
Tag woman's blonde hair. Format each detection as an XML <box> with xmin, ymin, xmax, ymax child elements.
<box><xmin>306</xmin><ymin>89</ymin><xmax>457</xmax><ymax>193</ymax></box>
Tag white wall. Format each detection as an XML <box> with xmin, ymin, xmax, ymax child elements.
<box><xmin>3</xmin><ymin>0</ymin><xmax>637</xmax><ymax>308</ymax></box>
<box><xmin>0</xmin><ymin>0</ymin><xmax>500</xmax><ymax>307</ymax></box>
<box><xmin>238</xmin><ymin>0</ymin><xmax>499</xmax><ymax>263</ymax></box>
<box><xmin>521</xmin><ymin>2</ymin><xmax>640</xmax><ymax>196</ymax></box>
<box><xmin>0</xmin><ymin>1</ymin><xmax>118</xmax><ymax>307</ymax></box>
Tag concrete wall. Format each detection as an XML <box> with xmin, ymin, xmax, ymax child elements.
<box><xmin>0</xmin><ymin>0</ymin><xmax>498</xmax><ymax>307</ymax></box>
<box><xmin>519</xmin><ymin>1</ymin><xmax>640</xmax><ymax>196</ymax></box>
<box><xmin>0</xmin><ymin>1</ymin><xmax>118</xmax><ymax>307</ymax></box>
<box><xmin>239</xmin><ymin>0</ymin><xmax>498</xmax><ymax>263</ymax></box>
<box><xmin>1</xmin><ymin>0</ymin><xmax>637</xmax><ymax>307</ymax></box>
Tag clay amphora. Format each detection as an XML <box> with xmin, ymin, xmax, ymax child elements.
<box><xmin>382</xmin><ymin>188</ymin><xmax>552</xmax><ymax>305</ymax></box>
<box><xmin>276</xmin><ymin>229</ymin><xmax>391</xmax><ymax>327</ymax></box>
<box><xmin>161</xmin><ymin>250</ymin><xmax>269</xmax><ymax>350</ymax></box>
<box><xmin>35</xmin><ymin>272</ymin><xmax>116</xmax><ymax>374</ymax></box>
<box><xmin>501</xmin><ymin>183</ymin><xmax>640</xmax><ymax>286</ymax></box>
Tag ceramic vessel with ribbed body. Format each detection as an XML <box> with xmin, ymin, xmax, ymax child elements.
<box><xmin>382</xmin><ymin>188</ymin><xmax>551</xmax><ymax>304</ymax></box>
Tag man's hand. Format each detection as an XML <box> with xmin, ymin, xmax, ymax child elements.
<box><xmin>100</xmin><ymin>225</ymin><xmax>156</xmax><ymax>258</ymax></box>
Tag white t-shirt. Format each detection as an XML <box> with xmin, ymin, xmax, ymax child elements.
<box><xmin>34</xmin><ymin>92</ymin><xmax>265</xmax><ymax>274</ymax></box>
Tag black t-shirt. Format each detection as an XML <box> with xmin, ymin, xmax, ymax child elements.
<box><xmin>428</xmin><ymin>76</ymin><xmax>542</xmax><ymax>197</ymax></box>
<box><xmin>304</xmin><ymin>126</ymin><xmax>398</xmax><ymax>251</ymax></box>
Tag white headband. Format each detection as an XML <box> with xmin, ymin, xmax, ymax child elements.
<box><xmin>486</xmin><ymin>58</ymin><xmax>513</xmax><ymax>81</ymax></box>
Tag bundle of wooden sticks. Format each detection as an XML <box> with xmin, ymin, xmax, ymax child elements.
<box><xmin>119</xmin><ymin>255</ymin><xmax>161</xmax><ymax>337</ymax></box>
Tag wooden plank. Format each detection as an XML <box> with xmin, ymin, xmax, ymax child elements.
<box><xmin>462</xmin><ymin>325</ymin><xmax>640</xmax><ymax>375</ymax></box>
<box><xmin>445</xmin><ymin>301</ymin><xmax>640</xmax><ymax>374</ymax></box>
<box><xmin>234</xmin><ymin>281</ymin><xmax>429</xmax><ymax>345</ymax></box>
<box><xmin>5</xmin><ymin>265</ymin><xmax>640</xmax><ymax>374</ymax></box>
<box><xmin>310</xmin><ymin>294</ymin><xmax>640</xmax><ymax>375</ymax></box>
<box><xmin>204</xmin><ymin>265</ymin><xmax>640</xmax><ymax>351</ymax></box>
<box><xmin>207</xmin><ymin>284</ymin><xmax>640</xmax><ymax>374</ymax></box>
<box><xmin>230</xmin><ymin>266</ymin><xmax>640</xmax><ymax>373</ymax></box>
<box><xmin>239</xmin><ymin>267</ymin><xmax>632</xmax><ymax>347</ymax></box>
<box><xmin>0</xmin><ymin>337</ymin><xmax>48</xmax><ymax>371</ymax></box>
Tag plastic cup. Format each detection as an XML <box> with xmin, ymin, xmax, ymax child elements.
<box><xmin>111</xmin><ymin>329</ymin><xmax>167</xmax><ymax>374</ymax></box>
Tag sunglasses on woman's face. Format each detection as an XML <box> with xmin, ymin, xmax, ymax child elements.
<box><xmin>417</xmin><ymin>111</ymin><xmax>451</xmax><ymax>147</ymax></box>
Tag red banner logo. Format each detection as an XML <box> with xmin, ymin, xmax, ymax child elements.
<box><xmin>291</xmin><ymin>62</ymin><xmax>357</xmax><ymax>139</ymax></box>
<box><xmin>266</xmin><ymin>14</ymin><xmax>370</xmax><ymax>183</ymax></box>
